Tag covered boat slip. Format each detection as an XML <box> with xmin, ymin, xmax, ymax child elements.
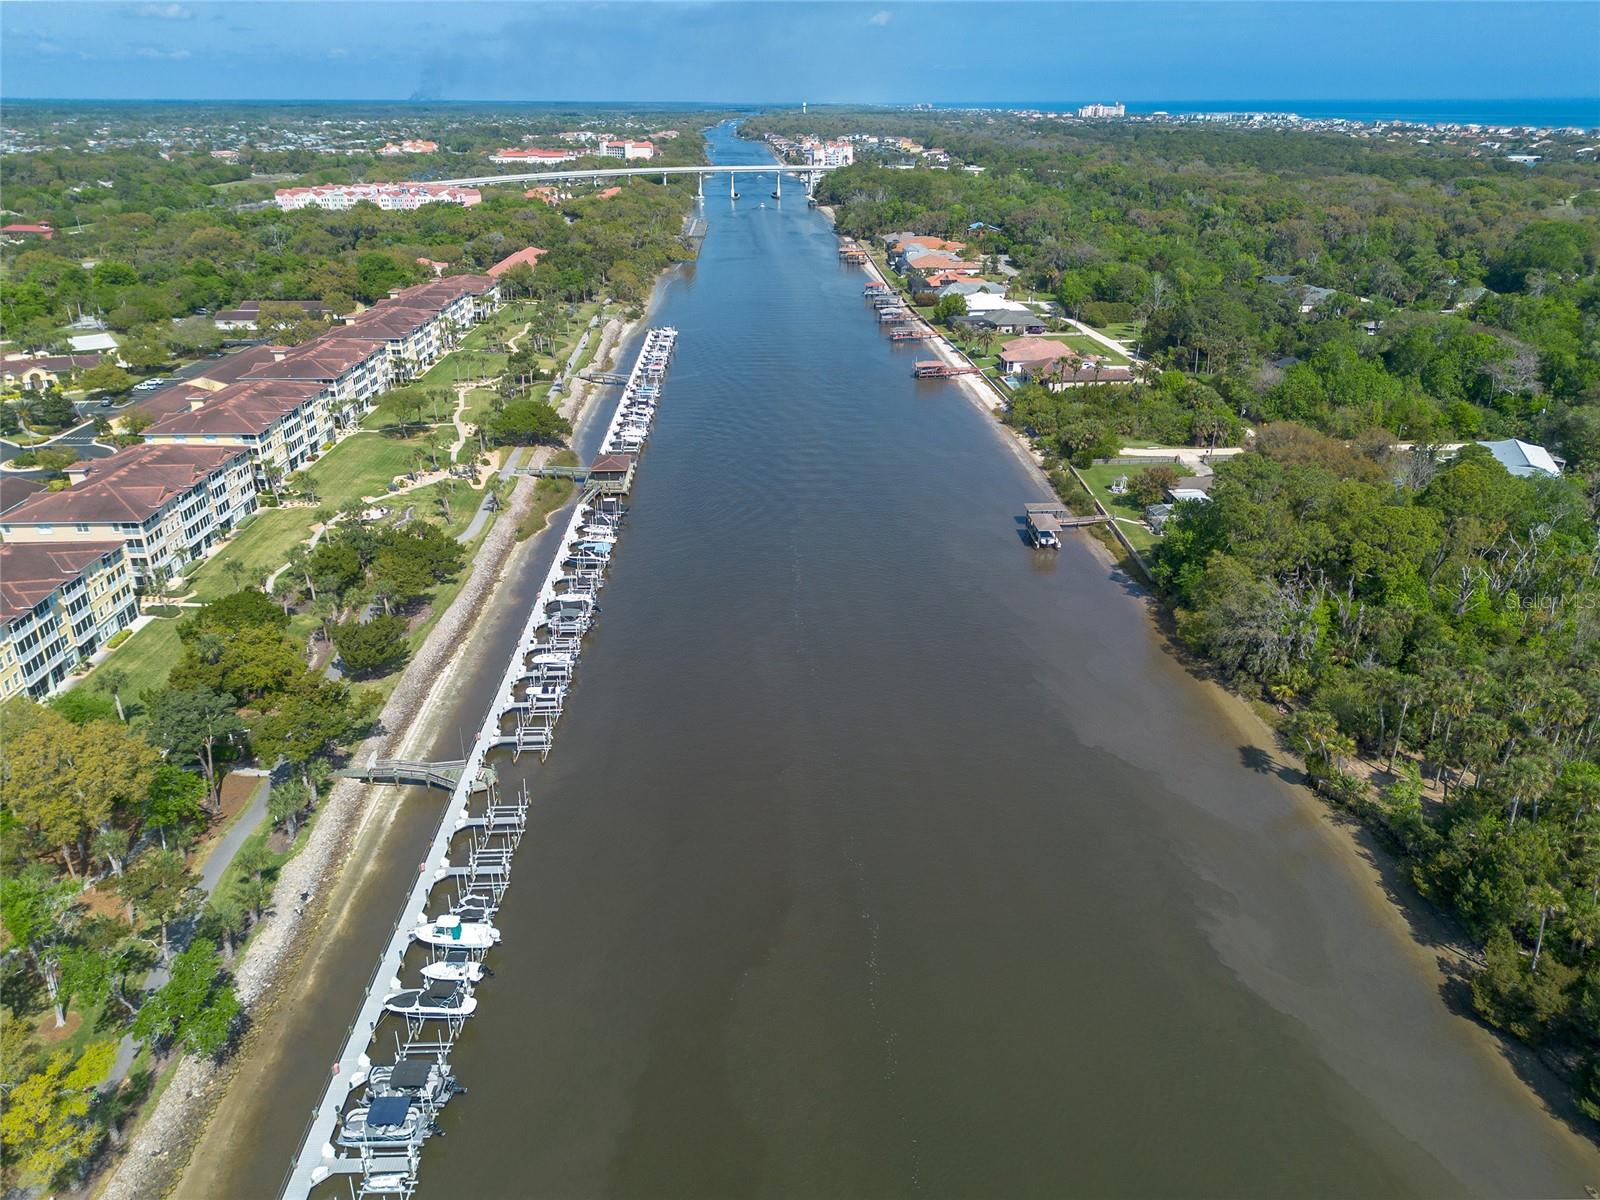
<box><xmin>283</xmin><ymin>330</ymin><xmax>681</xmax><ymax>1200</ymax></box>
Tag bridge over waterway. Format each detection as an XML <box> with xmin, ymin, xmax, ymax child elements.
<box><xmin>419</xmin><ymin>162</ymin><xmax>836</xmax><ymax>198</ymax></box>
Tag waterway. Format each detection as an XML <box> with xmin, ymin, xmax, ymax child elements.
<box><xmin>376</xmin><ymin>122</ymin><xmax>1597</xmax><ymax>1198</ymax></box>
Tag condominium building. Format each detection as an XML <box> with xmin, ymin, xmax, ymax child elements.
<box><xmin>0</xmin><ymin>444</ymin><xmax>258</xmax><ymax>590</ymax></box>
<box><xmin>599</xmin><ymin>140</ymin><xmax>655</xmax><ymax>160</ymax></box>
<box><xmin>141</xmin><ymin>379</ymin><xmax>334</xmax><ymax>480</ymax></box>
<box><xmin>1077</xmin><ymin>102</ymin><xmax>1126</xmax><ymax>119</ymax></box>
<box><xmin>491</xmin><ymin>147</ymin><xmax>578</xmax><ymax>164</ymax></box>
<box><xmin>243</xmin><ymin>337</ymin><xmax>391</xmax><ymax>429</ymax></box>
<box><xmin>0</xmin><ymin>541</ymin><xmax>138</xmax><ymax>700</ymax></box>
<box><xmin>273</xmin><ymin>183</ymin><xmax>482</xmax><ymax>212</ymax></box>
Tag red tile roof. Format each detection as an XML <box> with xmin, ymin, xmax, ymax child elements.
<box><xmin>143</xmin><ymin>379</ymin><xmax>325</xmax><ymax>437</ymax></box>
<box><xmin>487</xmin><ymin>247</ymin><xmax>547</xmax><ymax>278</ymax></box>
<box><xmin>0</xmin><ymin>475</ymin><xmax>46</xmax><ymax>515</ymax></box>
<box><xmin>3</xmin><ymin>443</ymin><xmax>249</xmax><ymax>526</ymax></box>
<box><xmin>1000</xmin><ymin>336</ymin><xmax>1077</xmax><ymax>364</ymax></box>
<box><xmin>244</xmin><ymin>338</ymin><xmax>386</xmax><ymax>382</ymax></box>
<box><xmin>0</xmin><ymin>542</ymin><xmax>124</xmax><ymax>620</ymax></box>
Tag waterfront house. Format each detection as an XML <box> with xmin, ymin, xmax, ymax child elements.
<box><xmin>999</xmin><ymin>337</ymin><xmax>1081</xmax><ymax>376</ymax></box>
<box><xmin>0</xmin><ymin>541</ymin><xmax>138</xmax><ymax>700</ymax></box>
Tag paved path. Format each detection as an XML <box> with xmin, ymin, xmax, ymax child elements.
<box><xmin>456</xmin><ymin>492</ymin><xmax>499</xmax><ymax>544</ymax></box>
<box><xmin>1065</xmin><ymin>317</ymin><xmax>1140</xmax><ymax>361</ymax></box>
<box><xmin>106</xmin><ymin>772</ymin><xmax>272</xmax><ymax>1084</ymax></box>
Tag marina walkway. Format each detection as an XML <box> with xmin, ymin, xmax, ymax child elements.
<box><xmin>280</xmin><ymin>328</ymin><xmax>679</xmax><ymax>1199</ymax></box>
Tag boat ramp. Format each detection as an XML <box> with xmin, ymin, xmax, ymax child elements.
<box><xmin>279</xmin><ymin>327</ymin><xmax>680</xmax><ymax>1200</ymax></box>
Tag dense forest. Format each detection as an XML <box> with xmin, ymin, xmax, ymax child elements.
<box><xmin>754</xmin><ymin>111</ymin><xmax>1600</xmax><ymax>1120</ymax></box>
<box><xmin>1</xmin><ymin>107</ymin><xmax>712</xmax><ymax>364</ymax></box>
<box><xmin>759</xmin><ymin>111</ymin><xmax>1600</xmax><ymax>469</ymax></box>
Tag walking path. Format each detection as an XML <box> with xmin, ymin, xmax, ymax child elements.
<box><xmin>105</xmin><ymin>772</ymin><xmax>273</xmax><ymax>1084</ymax></box>
<box><xmin>1064</xmin><ymin>317</ymin><xmax>1140</xmax><ymax>361</ymax></box>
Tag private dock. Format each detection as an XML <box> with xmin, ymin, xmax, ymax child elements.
<box><xmin>913</xmin><ymin>360</ymin><xmax>982</xmax><ymax>378</ymax></box>
<box><xmin>839</xmin><ymin>240</ymin><xmax>868</xmax><ymax>264</ymax></box>
<box><xmin>279</xmin><ymin>327</ymin><xmax>680</xmax><ymax>1200</ymax></box>
<box><xmin>889</xmin><ymin>329</ymin><xmax>937</xmax><ymax>341</ymax></box>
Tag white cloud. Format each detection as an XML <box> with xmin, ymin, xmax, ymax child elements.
<box><xmin>327</xmin><ymin>47</ymin><xmax>349</xmax><ymax>59</ymax></box>
<box><xmin>868</xmin><ymin>9</ymin><xmax>891</xmax><ymax>26</ymax></box>
<box><xmin>135</xmin><ymin>3</ymin><xmax>193</xmax><ymax>18</ymax></box>
<box><xmin>136</xmin><ymin>46</ymin><xmax>192</xmax><ymax>59</ymax></box>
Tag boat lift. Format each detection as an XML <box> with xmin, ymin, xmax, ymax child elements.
<box><xmin>286</xmin><ymin>328</ymin><xmax>680</xmax><ymax>1200</ymax></box>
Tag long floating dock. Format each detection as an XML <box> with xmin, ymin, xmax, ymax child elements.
<box><xmin>279</xmin><ymin>328</ymin><xmax>679</xmax><ymax>1200</ymax></box>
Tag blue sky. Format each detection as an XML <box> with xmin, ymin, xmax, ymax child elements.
<box><xmin>2</xmin><ymin>2</ymin><xmax>1596</xmax><ymax>103</ymax></box>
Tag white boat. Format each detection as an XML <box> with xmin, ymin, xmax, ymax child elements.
<box><xmin>411</xmin><ymin>914</ymin><xmax>498</xmax><ymax>949</ymax></box>
<box><xmin>383</xmin><ymin>980</ymin><xmax>477</xmax><ymax>1018</ymax></box>
<box><xmin>449</xmin><ymin>893</ymin><xmax>499</xmax><ymax>923</ymax></box>
<box><xmin>421</xmin><ymin>957</ymin><xmax>488</xmax><ymax>984</ymax></box>
<box><xmin>338</xmin><ymin>1096</ymin><xmax>428</xmax><ymax>1148</ymax></box>
<box><xmin>363</xmin><ymin>1056</ymin><xmax>459</xmax><ymax>1104</ymax></box>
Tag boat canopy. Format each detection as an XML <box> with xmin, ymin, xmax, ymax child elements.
<box><xmin>366</xmin><ymin>1096</ymin><xmax>412</xmax><ymax>1129</ymax></box>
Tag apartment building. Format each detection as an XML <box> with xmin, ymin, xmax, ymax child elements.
<box><xmin>0</xmin><ymin>541</ymin><xmax>138</xmax><ymax>700</ymax></box>
<box><xmin>243</xmin><ymin>337</ymin><xmax>391</xmax><ymax>428</ymax></box>
<box><xmin>324</xmin><ymin>306</ymin><xmax>446</xmax><ymax>380</ymax></box>
<box><xmin>0</xmin><ymin>444</ymin><xmax>258</xmax><ymax>590</ymax></box>
<box><xmin>273</xmin><ymin>183</ymin><xmax>482</xmax><ymax>212</ymax></box>
<box><xmin>599</xmin><ymin>140</ymin><xmax>655</xmax><ymax>160</ymax></box>
<box><xmin>141</xmin><ymin>378</ymin><xmax>334</xmax><ymax>479</ymax></box>
<box><xmin>491</xmin><ymin>146</ymin><xmax>578</xmax><ymax>164</ymax></box>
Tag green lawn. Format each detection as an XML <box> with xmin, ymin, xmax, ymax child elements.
<box><xmin>1077</xmin><ymin>463</ymin><xmax>1162</xmax><ymax>552</ymax></box>
<box><xmin>1088</xmin><ymin>319</ymin><xmax>1144</xmax><ymax>345</ymax></box>
<box><xmin>1040</xmin><ymin>333</ymin><xmax>1130</xmax><ymax>364</ymax></box>
<box><xmin>80</xmin><ymin>616</ymin><xmax>183</xmax><ymax>713</ymax></box>
<box><xmin>415</xmin><ymin>348</ymin><xmax>507</xmax><ymax>386</ymax></box>
<box><xmin>187</xmin><ymin>509</ymin><xmax>321</xmax><ymax>599</ymax></box>
<box><xmin>297</xmin><ymin>432</ymin><xmax>428</xmax><ymax>506</ymax></box>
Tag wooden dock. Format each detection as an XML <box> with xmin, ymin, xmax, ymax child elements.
<box><xmin>913</xmin><ymin>361</ymin><xmax>982</xmax><ymax>379</ymax></box>
<box><xmin>889</xmin><ymin>329</ymin><xmax>937</xmax><ymax>341</ymax></box>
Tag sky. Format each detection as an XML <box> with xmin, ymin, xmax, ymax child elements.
<box><xmin>1</xmin><ymin>1</ymin><xmax>1596</xmax><ymax>104</ymax></box>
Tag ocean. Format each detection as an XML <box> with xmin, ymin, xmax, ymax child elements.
<box><xmin>987</xmin><ymin>98</ymin><xmax>1600</xmax><ymax>128</ymax></box>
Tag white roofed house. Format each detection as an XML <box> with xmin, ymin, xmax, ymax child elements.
<box><xmin>1478</xmin><ymin>438</ymin><xmax>1562</xmax><ymax>478</ymax></box>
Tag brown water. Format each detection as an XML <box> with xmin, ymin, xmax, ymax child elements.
<box><xmin>398</xmin><ymin>125</ymin><xmax>1598</xmax><ymax>1198</ymax></box>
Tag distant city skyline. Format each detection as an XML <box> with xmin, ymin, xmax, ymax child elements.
<box><xmin>3</xmin><ymin>2</ymin><xmax>1596</xmax><ymax>106</ymax></box>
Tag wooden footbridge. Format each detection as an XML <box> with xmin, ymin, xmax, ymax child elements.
<box><xmin>335</xmin><ymin>758</ymin><xmax>494</xmax><ymax>794</ymax></box>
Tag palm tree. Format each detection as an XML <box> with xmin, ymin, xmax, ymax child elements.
<box><xmin>1499</xmin><ymin>753</ymin><xmax>1555</xmax><ymax>831</ymax></box>
<box><xmin>223</xmin><ymin>559</ymin><xmax>247</xmax><ymax>591</ymax></box>
<box><xmin>1527</xmin><ymin>884</ymin><xmax>1566</xmax><ymax>973</ymax></box>
<box><xmin>1387</xmin><ymin>673</ymin><xmax>1425</xmax><ymax>771</ymax></box>
<box><xmin>287</xmin><ymin>544</ymin><xmax>316</xmax><ymax>600</ymax></box>
<box><xmin>205</xmin><ymin>893</ymin><xmax>250</xmax><ymax>965</ymax></box>
<box><xmin>94</xmin><ymin>667</ymin><xmax>130</xmax><ymax>722</ymax></box>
